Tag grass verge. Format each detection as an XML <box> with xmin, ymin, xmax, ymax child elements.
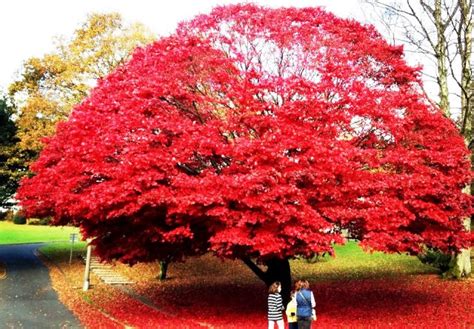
<box><xmin>40</xmin><ymin>242</ymin><xmax>87</xmax><ymax>261</ymax></box>
<box><xmin>0</xmin><ymin>221</ymin><xmax>80</xmax><ymax>245</ymax></box>
<box><xmin>291</xmin><ymin>241</ymin><xmax>437</xmax><ymax>281</ymax></box>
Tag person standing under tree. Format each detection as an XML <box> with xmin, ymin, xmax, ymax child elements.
<box><xmin>295</xmin><ymin>280</ymin><xmax>316</xmax><ymax>329</ymax></box>
<box><xmin>286</xmin><ymin>291</ymin><xmax>298</xmax><ymax>329</ymax></box>
<box><xmin>268</xmin><ymin>281</ymin><xmax>284</xmax><ymax>329</ymax></box>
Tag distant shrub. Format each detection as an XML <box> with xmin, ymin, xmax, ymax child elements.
<box><xmin>12</xmin><ymin>212</ymin><xmax>27</xmax><ymax>225</ymax></box>
<box><xmin>417</xmin><ymin>248</ymin><xmax>451</xmax><ymax>273</ymax></box>
<box><xmin>0</xmin><ymin>211</ymin><xmax>7</xmax><ymax>221</ymax></box>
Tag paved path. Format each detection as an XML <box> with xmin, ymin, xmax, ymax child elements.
<box><xmin>0</xmin><ymin>244</ymin><xmax>81</xmax><ymax>329</ymax></box>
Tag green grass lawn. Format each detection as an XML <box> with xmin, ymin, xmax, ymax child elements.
<box><xmin>290</xmin><ymin>241</ymin><xmax>437</xmax><ymax>281</ymax></box>
<box><xmin>0</xmin><ymin>221</ymin><xmax>80</xmax><ymax>245</ymax></box>
<box><xmin>39</xmin><ymin>242</ymin><xmax>87</xmax><ymax>261</ymax></box>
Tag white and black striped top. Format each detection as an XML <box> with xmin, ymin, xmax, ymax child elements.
<box><xmin>268</xmin><ymin>293</ymin><xmax>283</xmax><ymax>321</ymax></box>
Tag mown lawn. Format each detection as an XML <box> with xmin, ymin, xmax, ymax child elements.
<box><xmin>0</xmin><ymin>221</ymin><xmax>80</xmax><ymax>244</ymax></box>
<box><xmin>39</xmin><ymin>240</ymin><xmax>474</xmax><ymax>328</ymax></box>
<box><xmin>40</xmin><ymin>242</ymin><xmax>87</xmax><ymax>259</ymax></box>
<box><xmin>291</xmin><ymin>241</ymin><xmax>437</xmax><ymax>281</ymax></box>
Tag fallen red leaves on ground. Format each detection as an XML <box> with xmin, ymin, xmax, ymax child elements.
<box><xmin>44</xmin><ymin>248</ymin><xmax>474</xmax><ymax>328</ymax></box>
<box><xmin>130</xmin><ymin>275</ymin><xmax>473</xmax><ymax>329</ymax></box>
<box><xmin>87</xmin><ymin>285</ymin><xmax>207</xmax><ymax>328</ymax></box>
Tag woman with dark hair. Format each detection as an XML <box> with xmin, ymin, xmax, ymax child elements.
<box><xmin>295</xmin><ymin>280</ymin><xmax>316</xmax><ymax>329</ymax></box>
<box><xmin>268</xmin><ymin>281</ymin><xmax>284</xmax><ymax>329</ymax></box>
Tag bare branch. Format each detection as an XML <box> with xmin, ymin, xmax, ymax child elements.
<box><xmin>405</xmin><ymin>0</ymin><xmax>437</xmax><ymax>52</ymax></box>
<box><xmin>420</xmin><ymin>71</ymin><xmax>439</xmax><ymax>81</ymax></box>
<box><xmin>443</xmin><ymin>0</ymin><xmax>461</xmax><ymax>31</ymax></box>
<box><xmin>368</xmin><ymin>0</ymin><xmax>414</xmax><ymax>18</ymax></box>
<box><xmin>446</xmin><ymin>42</ymin><xmax>463</xmax><ymax>90</ymax></box>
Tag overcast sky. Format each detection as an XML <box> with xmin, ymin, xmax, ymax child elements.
<box><xmin>0</xmin><ymin>0</ymin><xmax>370</xmax><ymax>91</ymax></box>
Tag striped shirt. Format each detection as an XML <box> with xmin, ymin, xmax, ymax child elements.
<box><xmin>268</xmin><ymin>293</ymin><xmax>283</xmax><ymax>321</ymax></box>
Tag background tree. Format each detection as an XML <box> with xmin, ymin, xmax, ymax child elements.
<box><xmin>18</xmin><ymin>4</ymin><xmax>472</xmax><ymax>303</ymax></box>
<box><xmin>8</xmin><ymin>13</ymin><xmax>154</xmax><ymax>166</ymax></box>
<box><xmin>0</xmin><ymin>96</ymin><xmax>29</xmax><ymax>206</ymax></box>
<box><xmin>363</xmin><ymin>0</ymin><xmax>472</xmax><ymax>277</ymax></box>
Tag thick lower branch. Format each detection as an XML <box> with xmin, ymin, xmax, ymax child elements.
<box><xmin>242</xmin><ymin>257</ymin><xmax>269</xmax><ymax>283</ymax></box>
<box><xmin>242</xmin><ymin>257</ymin><xmax>292</xmax><ymax>305</ymax></box>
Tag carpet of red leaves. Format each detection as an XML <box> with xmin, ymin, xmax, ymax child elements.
<box><xmin>44</xmin><ymin>252</ymin><xmax>473</xmax><ymax>328</ymax></box>
<box><xmin>130</xmin><ymin>276</ymin><xmax>473</xmax><ymax>329</ymax></box>
<box><xmin>87</xmin><ymin>285</ymin><xmax>207</xmax><ymax>328</ymax></box>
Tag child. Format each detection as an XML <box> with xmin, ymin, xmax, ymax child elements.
<box><xmin>268</xmin><ymin>281</ymin><xmax>284</xmax><ymax>329</ymax></box>
<box><xmin>286</xmin><ymin>291</ymin><xmax>298</xmax><ymax>329</ymax></box>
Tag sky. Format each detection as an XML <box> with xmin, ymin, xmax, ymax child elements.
<box><xmin>0</xmin><ymin>0</ymin><xmax>368</xmax><ymax>91</ymax></box>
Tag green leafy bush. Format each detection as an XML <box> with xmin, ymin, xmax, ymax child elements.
<box><xmin>12</xmin><ymin>212</ymin><xmax>26</xmax><ymax>225</ymax></box>
<box><xmin>417</xmin><ymin>248</ymin><xmax>451</xmax><ymax>272</ymax></box>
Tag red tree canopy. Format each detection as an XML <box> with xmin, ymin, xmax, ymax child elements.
<box><xmin>18</xmin><ymin>4</ymin><xmax>472</xmax><ymax>265</ymax></box>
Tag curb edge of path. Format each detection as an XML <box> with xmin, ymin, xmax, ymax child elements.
<box><xmin>0</xmin><ymin>261</ymin><xmax>6</xmax><ymax>279</ymax></box>
<box><xmin>36</xmin><ymin>247</ymin><xmax>129</xmax><ymax>328</ymax></box>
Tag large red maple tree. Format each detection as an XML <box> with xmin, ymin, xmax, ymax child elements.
<box><xmin>18</xmin><ymin>4</ymin><xmax>471</xmax><ymax>301</ymax></box>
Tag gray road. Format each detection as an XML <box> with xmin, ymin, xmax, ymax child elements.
<box><xmin>0</xmin><ymin>244</ymin><xmax>81</xmax><ymax>329</ymax></box>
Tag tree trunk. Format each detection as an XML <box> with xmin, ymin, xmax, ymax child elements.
<box><xmin>458</xmin><ymin>0</ymin><xmax>472</xmax><ymax>137</ymax></box>
<box><xmin>265</xmin><ymin>258</ymin><xmax>292</xmax><ymax>306</ymax></box>
<box><xmin>158</xmin><ymin>260</ymin><xmax>169</xmax><ymax>280</ymax></box>
<box><xmin>448</xmin><ymin>247</ymin><xmax>471</xmax><ymax>278</ymax></box>
<box><xmin>446</xmin><ymin>181</ymin><xmax>472</xmax><ymax>278</ymax></box>
<box><xmin>448</xmin><ymin>0</ymin><xmax>472</xmax><ymax>279</ymax></box>
<box><xmin>434</xmin><ymin>0</ymin><xmax>451</xmax><ymax>117</ymax></box>
<box><xmin>243</xmin><ymin>257</ymin><xmax>292</xmax><ymax>305</ymax></box>
<box><xmin>447</xmin><ymin>217</ymin><xmax>471</xmax><ymax>278</ymax></box>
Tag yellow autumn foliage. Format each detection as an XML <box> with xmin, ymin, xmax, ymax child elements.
<box><xmin>9</xmin><ymin>12</ymin><xmax>155</xmax><ymax>158</ymax></box>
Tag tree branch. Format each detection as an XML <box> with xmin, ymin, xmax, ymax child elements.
<box><xmin>406</xmin><ymin>0</ymin><xmax>437</xmax><ymax>51</ymax></box>
<box><xmin>242</xmin><ymin>257</ymin><xmax>269</xmax><ymax>283</ymax></box>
